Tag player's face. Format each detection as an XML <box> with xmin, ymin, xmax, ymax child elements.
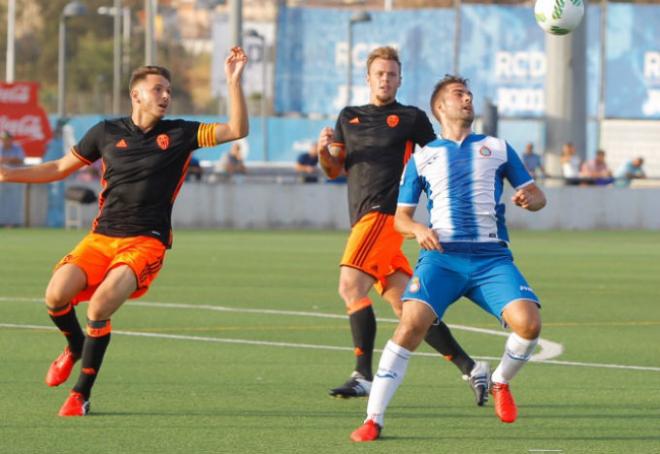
<box><xmin>132</xmin><ymin>74</ymin><xmax>171</xmax><ymax>118</ymax></box>
<box><xmin>366</xmin><ymin>58</ymin><xmax>401</xmax><ymax>106</ymax></box>
<box><xmin>433</xmin><ymin>82</ymin><xmax>474</xmax><ymax>125</ymax></box>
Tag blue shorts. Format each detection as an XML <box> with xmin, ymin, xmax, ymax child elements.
<box><xmin>402</xmin><ymin>242</ymin><xmax>540</xmax><ymax>323</ymax></box>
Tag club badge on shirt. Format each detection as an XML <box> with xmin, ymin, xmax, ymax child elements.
<box><xmin>157</xmin><ymin>134</ymin><xmax>170</xmax><ymax>150</ymax></box>
<box><xmin>386</xmin><ymin>115</ymin><xmax>400</xmax><ymax>128</ymax></box>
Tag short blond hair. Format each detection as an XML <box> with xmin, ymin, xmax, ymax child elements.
<box><xmin>366</xmin><ymin>46</ymin><xmax>401</xmax><ymax>74</ymax></box>
<box><xmin>129</xmin><ymin>65</ymin><xmax>171</xmax><ymax>90</ymax></box>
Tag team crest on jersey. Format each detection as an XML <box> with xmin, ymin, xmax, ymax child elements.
<box><xmin>156</xmin><ymin>134</ymin><xmax>170</xmax><ymax>150</ymax></box>
<box><xmin>479</xmin><ymin>146</ymin><xmax>492</xmax><ymax>157</ymax></box>
<box><xmin>386</xmin><ymin>115</ymin><xmax>400</xmax><ymax>128</ymax></box>
<box><xmin>408</xmin><ymin>277</ymin><xmax>420</xmax><ymax>293</ymax></box>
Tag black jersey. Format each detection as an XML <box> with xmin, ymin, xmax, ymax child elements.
<box><xmin>333</xmin><ymin>101</ymin><xmax>436</xmax><ymax>225</ymax></box>
<box><xmin>72</xmin><ymin>117</ymin><xmax>217</xmax><ymax>247</ymax></box>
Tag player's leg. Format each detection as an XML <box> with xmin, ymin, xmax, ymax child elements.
<box><xmin>60</xmin><ymin>235</ymin><xmax>165</xmax><ymax>416</ymax></box>
<box><xmin>383</xmin><ymin>262</ymin><xmax>488</xmax><ymax>405</ymax></box>
<box><xmin>467</xmin><ymin>250</ymin><xmax>541</xmax><ymax>423</ymax></box>
<box><xmin>329</xmin><ymin>265</ymin><xmax>377</xmax><ymax>397</ymax></box>
<box><xmin>60</xmin><ymin>265</ymin><xmax>137</xmax><ymax>416</ymax></box>
<box><xmin>351</xmin><ymin>300</ymin><xmax>436</xmax><ymax>442</ymax></box>
<box><xmin>331</xmin><ymin>212</ymin><xmax>386</xmax><ymax>398</ymax></box>
<box><xmin>489</xmin><ymin>299</ymin><xmax>541</xmax><ymax>423</ymax></box>
<box><xmin>43</xmin><ymin>264</ymin><xmax>88</xmax><ymax>386</ymax></box>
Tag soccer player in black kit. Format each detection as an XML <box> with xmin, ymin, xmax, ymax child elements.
<box><xmin>0</xmin><ymin>47</ymin><xmax>249</xmax><ymax>416</ymax></box>
<box><xmin>317</xmin><ymin>47</ymin><xmax>490</xmax><ymax>404</ymax></box>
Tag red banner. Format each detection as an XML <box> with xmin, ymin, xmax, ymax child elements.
<box><xmin>0</xmin><ymin>82</ymin><xmax>53</xmax><ymax>158</ymax></box>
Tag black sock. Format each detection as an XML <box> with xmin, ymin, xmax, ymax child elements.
<box><xmin>425</xmin><ymin>320</ymin><xmax>475</xmax><ymax>376</ymax></box>
<box><xmin>73</xmin><ymin>320</ymin><xmax>112</xmax><ymax>400</ymax></box>
<box><xmin>48</xmin><ymin>303</ymin><xmax>84</xmax><ymax>357</ymax></box>
<box><xmin>349</xmin><ymin>305</ymin><xmax>376</xmax><ymax>381</ymax></box>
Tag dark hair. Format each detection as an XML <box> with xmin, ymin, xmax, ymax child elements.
<box><xmin>366</xmin><ymin>46</ymin><xmax>401</xmax><ymax>74</ymax></box>
<box><xmin>429</xmin><ymin>74</ymin><xmax>469</xmax><ymax>111</ymax></box>
<box><xmin>129</xmin><ymin>65</ymin><xmax>171</xmax><ymax>90</ymax></box>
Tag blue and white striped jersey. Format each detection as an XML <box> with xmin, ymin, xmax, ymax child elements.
<box><xmin>398</xmin><ymin>133</ymin><xmax>533</xmax><ymax>243</ymax></box>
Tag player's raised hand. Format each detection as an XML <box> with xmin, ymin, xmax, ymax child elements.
<box><xmin>224</xmin><ymin>47</ymin><xmax>248</xmax><ymax>84</ymax></box>
<box><xmin>317</xmin><ymin>127</ymin><xmax>334</xmax><ymax>153</ymax></box>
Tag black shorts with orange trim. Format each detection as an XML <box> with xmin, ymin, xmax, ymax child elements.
<box><xmin>340</xmin><ymin>211</ymin><xmax>412</xmax><ymax>294</ymax></box>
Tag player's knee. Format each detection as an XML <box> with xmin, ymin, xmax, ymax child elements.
<box><xmin>524</xmin><ymin>318</ymin><xmax>542</xmax><ymax>339</ymax></box>
<box><xmin>44</xmin><ymin>286</ymin><xmax>69</xmax><ymax>310</ymax></box>
<box><xmin>338</xmin><ymin>281</ymin><xmax>362</xmax><ymax>305</ymax></box>
<box><xmin>393</xmin><ymin>320</ymin><xmax>427</xmax><ymax>349</ymax></box>
<box><xmin>87</xmin><ymin>304</ymin><xmax>111</xmax><ymax>321</ymax></box>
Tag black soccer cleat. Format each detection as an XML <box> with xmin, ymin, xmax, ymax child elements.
<box><xmin>467</xmin><ymin>361</ymin><xmax>491</xmax><ymax>406</ymax></box>
<box><xmin>329</xmin><ymin>371</ymin><xmax>372</xmax><ymax>398</ymax></box>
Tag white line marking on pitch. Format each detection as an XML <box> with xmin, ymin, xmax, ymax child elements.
<box><xmin>1</xmin><ymin>322</ymin><xmax>659</xmax><ymax>373</ymax></box>
<box><xmin>0</xmin><ymin>296</ymin><xmax>563</xmax><ymax>361</ymax></box>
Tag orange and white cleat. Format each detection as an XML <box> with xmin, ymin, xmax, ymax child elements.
<box><xmin>350</xmin><ymin>419</ymin><xmax>382</xmax><ymax>442</ymax></box>
<box><xmin>491</xmin><ymin>382</ymin><xmax>517</xmax><ymax>423</ymax></box>
<box><xmin>58</xmin><ymin>391</ymin><xmax>90</xmax><ymax>417</ymax></box>
<box><xmin>45</xmin><ymin>347</ymin><xmax>79</xmax><ymax>387</ymax></box>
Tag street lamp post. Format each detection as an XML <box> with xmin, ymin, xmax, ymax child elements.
<box><xmin>145</xmin><ymin>0</ymin><xmax>157</xmax><ymax>65</ymax></box>
<box><xmin>57</xmin><ymin>1</ymin><xmax>88</xmax><ymax>119</ymax></box>
<box><xmin>245</xmin><ymin>29</ymin><xmax>268</xmax><ymax>161</ymax></box>
<box><xmin>98</xmin><ymin>0</ymin><xmax>124</xmax><ymax>115</ymax></box>
<box><xmin>6</xmin><ymin>0</ymin><xmax>16</xmax><ymax>82</ymax></box>
<box><xmin>347</xmin><ymin>12</ymin><xmax>371</xmax><ymax>106</ymax></box>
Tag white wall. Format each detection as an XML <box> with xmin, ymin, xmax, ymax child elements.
<box><xmin>13</xmin><ymin>182</ymin><xmax>660</xmax><ymax>231</ymax></box>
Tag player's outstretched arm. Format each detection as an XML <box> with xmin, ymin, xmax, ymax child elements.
<box><xmin>214</xmin><ymin>47</ymin><xmax>249</xmax><ymax>144</ymax></box>
<box><xmin>317</xmin><ymin>127</ymin><xmax>344</xmax><ymax>179</ymax></box>
<box><xmin>395</xmin><ymin>205</ymin><xmax>442</xmax><ymax>251</ymax></box>
<box><xmin>511</xmin><ymin>183</ymin><xmax>546</xmax><ymax>212</ymax></box>
<box><xmin>0</xmin><ymin>151</ymin><xmax>85</xmax><ymax>184</ymax></box>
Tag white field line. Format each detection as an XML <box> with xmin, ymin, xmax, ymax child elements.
<box><xmin>1</xmin><ymin>322</ymin><xmax>660</xmax><ymax>373</ymax></box>
<box><xmin>1</xmin><ymin>296</ymin><xmax>563</xmax><ymax>361</ymax></box>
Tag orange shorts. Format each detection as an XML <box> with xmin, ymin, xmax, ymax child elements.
<box><xmin>340</xmin><ymin>212</ymin><xmax>412</xmax><ymax>294</ymax></box>
<box><xmin>55</xmin><ymin>232</ymin><xmax>166</xmax><ymax>305</ymax></box>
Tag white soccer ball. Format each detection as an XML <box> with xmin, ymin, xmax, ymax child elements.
<box><xmin>534</xmin><ymin>0</ymin><xmax>585</xmax><ymax>36</ymax></box>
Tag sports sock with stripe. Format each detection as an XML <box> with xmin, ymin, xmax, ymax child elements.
<box><xmin>424</xmin><ymin>320</ymin><xmax>475</xmax><ymax>376</ymax></box>
<box><xmin>348</xmin><ymin>297</ymin><xmax>376</xmax><ymax>381</ymax></box>
<box><xmin>366</xmin><ymin>340</ymin><xmax>411</xmax><ymax>427</ymax></box>
<box><xmin>491</xmin><ymin>332</ymin><xmax>538</xmax><ymax>384</ymax></box>
<box><xmin>47</xmin><ymin>303</ymin><xmax>84</xmax><ymax>357</ymax></box>
<box><xmin>73</xmin><ymin>319</ymin><xmax>112</xmax><ymax>399</ymax></box>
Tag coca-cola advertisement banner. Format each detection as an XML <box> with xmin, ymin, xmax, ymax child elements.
<box><xmin>0</xmin><ymin>82</ymin><xmax>53</xmax><ymax>158</ymax></box>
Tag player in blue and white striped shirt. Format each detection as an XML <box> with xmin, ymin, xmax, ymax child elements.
<box><xmin>351</xmin><ymin>75</ymin><xmax>547</xmax><ymax>442</ymax></box>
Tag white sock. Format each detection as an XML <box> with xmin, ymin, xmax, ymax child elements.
<box><xmin>491</xmin><ymin>332</ymin><xmax>538</xmax><ymax>384</ymax></box>
<box><xmin>366</xmin><ymin>340</ymin><xmax>411</xmax><ymax>427</ymax></box>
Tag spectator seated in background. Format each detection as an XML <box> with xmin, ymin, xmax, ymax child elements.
<box><xmin>211</xmin><ymin>142</ymin><xmax>247</xmax><ymax>182</ymax></box>
<box><xmin>0</xmin><ymin>131</ymin><xmax>25</xmax><ymax>167</ymax></box>
<box><xmin>614</xmin><ymin>157</ymin><xmax>646</xmax><ymax>187</ymax></box>
<box><xmin>224</xmin><ymin>142</ymin><xmax>247</xmax><ymax>176</ymax></box>
<box><xmin>560</xmin><ymin>142</ymin><xmax>581</xmax><ymax>185</ymax></box>
<box><xmin>186</xmin><ymin>156</ymin><xmax>203</xmax><ymax>182</ymax></box>
<box><xmin>580</xmin><ymin>149</ymin><xmax>614</xmax><ymax>186</ymax></box>
<box><xmin>295</xmin><ymin>141</ymin><xmax>320</xmax><ymax>183</ymax></box>
<box><xmin>522</xmin><ymin>142</ymin><xmax>546</xmax><ymax>179</ymax></box>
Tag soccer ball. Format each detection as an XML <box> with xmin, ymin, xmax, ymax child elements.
<box><xmin>534</xmin><ymin>0</ymin><xmax>585</xmax><ymax>36</ymax></box>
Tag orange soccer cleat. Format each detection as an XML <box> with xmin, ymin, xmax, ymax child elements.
<box><xmin>58</xmin><ymin>391</ymin><xmax>90</xmax><ymax>417</ymax></box>
<box><xmin>45</xmin><ymin>347</ymin><xmax>79</xmax><ymax>387</ymax></box>
<box><xmin>350</xmin><ymin>419</ymin><xmax>382</xmax><ymax>442</ymax></box>
<box><xmin>491</xmin><ymin>382</ymin><xmax>518</xmax><ymax>423</ymax></box>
